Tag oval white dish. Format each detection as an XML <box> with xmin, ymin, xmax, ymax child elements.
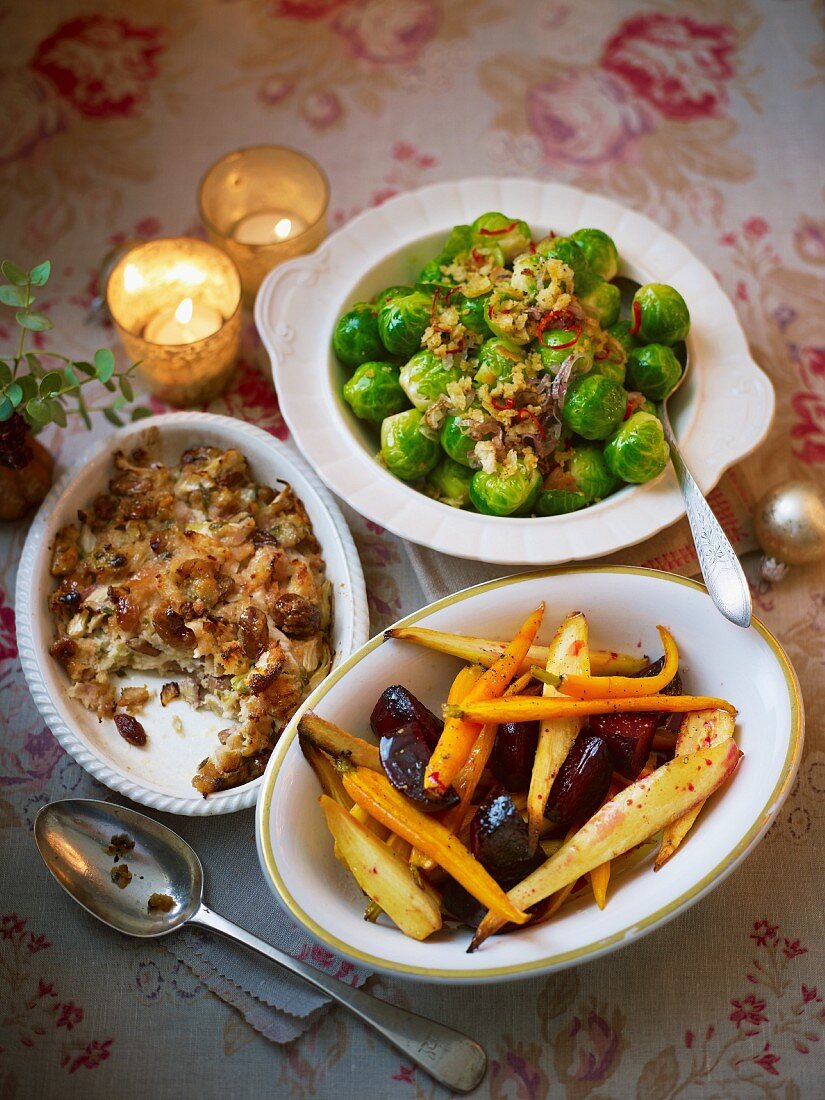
<box><xmin>257</xmin><ymin>567</ymin><xmax>802</xmax><ymax>982</ymax></box>
<box><xmin>256</xmin><ymin>177</ymin><xmax>774</xmax><ymax>565</ymax></box>
<box><xmin>16</xmin><ymin>412</ymin><xmax>369</xmax><ymax>816</ymax></box>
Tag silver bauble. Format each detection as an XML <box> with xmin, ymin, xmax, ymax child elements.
<box><xmin>754</xmin><ymin>479</ymin><xmax>825</xmax><ymax>583</ymax></box>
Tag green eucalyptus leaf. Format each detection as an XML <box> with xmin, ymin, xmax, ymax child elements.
<box><xmin>25</xmin><ymin>397</ymin><xmax>50</xmax><ymax>425</ymax></box>
<box><xmin>18</xmin><ymin>375</ymin><xmax>38</xmax><ymax>401</ymax></box>
<box><xmin>49</xmin><ymin>398</ymin><xmax>67</xmax><ymax>428</ymax></box>
<box><xmin>79</xmin><ymin>404</ymin><xmax>92</xmax><ymax>429</ymax></box>
<box><xmin>103</xmin><ymin>378</ymin><xmax>116</xmax><ymax>392</ymax></box>
<box><xmin>73</xmin><ymin>360</ymin><xmax>96</xmax><ymax>376</ymax></box>
<box><xmin>28</xmin><ymin>261</ymin><xmax>51</xmax><ymax>287</ymax></box>
<box><xmin>16</xmin><ymin>310</ymin><xmax>52</xmax><ymax>332</ymax></box>
<box><xmin>0</xmin><ymin>361</ymin><xmax>11</xmax><ymax>386</ymax></box>
<box><xmin>24</xmin><ymin>352</ymin><xmax>42</xmax><ymax>372</ymax></box>
<box><xmin>0</xmin><ymin>284</ymin><xmax>27</xmax><ymax>307</ymax></box>
<box><xmin>119</xmin><ymin>375</ymin><xmax>134</xmax><ymax>401</ymax></box>
<box><xmin>112</xmin><ymin>394</ymin><xmax>127</xmax><ymax>410</ymax></box>
<box><xmin>103</xmin><ymin>406</ymin><xmax>124</xmax><ymax>427</ymax></box>
<box><xmin>130</xmin><ymin>406</ymin><xmax>153</xmax><ymax>422</ymax></box>
<box><xmin>0</xmin><ymin>396</ymin><xmax>13</xmax><ymax>421</ymax></box>
<box><xmin>39</xmin><ymin>371</ymin><xmax>63</xmax><ymax>397</ymax></box>
<box><xmin>6</xmin><ymin>381</ymin><xmax>23</xmax><ymax>407</ymax></box>
<box><xmin>63</xmin><ymin>364</ymin><xmax>79</xmax><ymax>388</ymax></box>
<box><xmin>94</xmin><ymin>347</ymin><xmax>115</xmax><ymax>383</ymax></box>
<box><xmin>2</xmin><ymin>260</ymin><xmax>27</xmax><ymax>286</ymax></box>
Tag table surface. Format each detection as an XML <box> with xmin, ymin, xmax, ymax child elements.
<box><xmin>1</xmin><ymin>1</ymin><xmax>823</xmax><ymax>1097</ymax></box>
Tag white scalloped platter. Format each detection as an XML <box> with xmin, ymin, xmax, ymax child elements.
<box><xmin>16</xmin><ymin>413</ymin><xmax>369</xmax><ymax>816</ymax></box>
<box><xmin>256</xmin><ymin>178</ymin><xmax>774</xmax><ymax>565</ymax></box>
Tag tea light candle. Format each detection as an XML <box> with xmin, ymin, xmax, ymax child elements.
<box><xmin>105</xmin><ymin>237</ymin><xmax>242</xmax><ymax>406</ymax></box>
<box><xmin>198</xmin><ymin>146</ymin><xmax>329</xmax><ymax>305</ymax></box>
<box><xmin>231</xmin><ymin>211</ymin><xmax>309</xmax><ymax>246</ymax></box>
<box><xmin>144</xmin><ymin>297</ymin><xmax>223</xmax><ymax>345</ymax></box>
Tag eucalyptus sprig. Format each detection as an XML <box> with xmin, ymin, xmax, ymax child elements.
<box><xmin>0</xmin><ymin>259</ymin><xmax>150</xmax><ymax>466</ymax></box>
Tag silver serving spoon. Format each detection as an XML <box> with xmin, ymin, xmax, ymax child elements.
<box><xmin>34</xmin><ymin>799</ymin><xmax>487</xmax><ymax>1095</ymax></box>
<box><xmin>616</xmin><ymin>278</ymin><xmax>752</xmax><ymax>628</ymax></box>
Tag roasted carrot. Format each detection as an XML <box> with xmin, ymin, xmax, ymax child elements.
<box><xmin>423</xmin><ymin>604</ymin><xmax>545</xmax><ymax>793</ymax></box>
<box><xmin>385</xmin><ymin>625</ymin><xmax>648</xmax><ymax>676</ymax></box>
<box><xmin>589</xmin><ymin>860</ymin><xmax>611</xmax><ymax>909</ymax></box>
<box><xmin>451</xmin><ymin>693</ymin><xmax>737</xmax><ymax>725</ymax></box>
<box><xmin>342</xmin><ymin>766</ymin><xmax>529</xmax><ymax>926</ymax></box>
<box><xmin>549</xmin><ymin>626</ymin><xmax>679</xmax><ymax>700</ymax></box>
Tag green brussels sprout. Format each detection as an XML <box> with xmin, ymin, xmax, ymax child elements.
<box><xmin>510</xmin><ymin>252</ymin><xmax>545</xmax><ymax>297</ymax></box>
<box><xmin>606</xmin><ymin>319</ymin><xmax>638</xmax><ymax>357</ymax></box>
<box><xmin>565</xmin><ymin>443</ymin><xmax>620</xmax><ymax>501</ymax></box>
<box><xmin>427</xmin><ymin>456</ymin><xmax>473</xmax><ymax>508</ymax></box>
<box><xmin>535</xmin><ymin>490</ymin><xmax>587</xmax><ymax>516</ymax></box>
<box><xmin>378</xmin><ymin>290</ymin><xmax>433</xmax><ymax>358</ymax></box>
<box><xmin>457</xmin><ymin>292</ymin><xmax>492</xmax><ymax>338</ymax></box>
<box><xmin>474</xmin><ymin>336</ymin><xmax>524</xmax><ymax>387</ymax></box>
<box><xmin>332</xmin><ymin>303</ymin><xmax>384</xmax><ymax>368</ymax></box>
<box><xmin>417</xmin><ymin>258</ymin><xmax>450</xmax><ymax>288</ymax></box>
<box><xmin>399</xmin><ymin>350</ymin><xmax>464</xmax><ymax>411</ymax></box>
<box><xmin>571</xmin><ymin>228</ymin><xmax>619</xmax><ymax>281</ymax></box>
<box><xmin>471</xmin><ymin>212</ymin><xmax>532</xmax><ymax>262</ymax></box>
<box><xmin>469</xmin><ymin>463</ymin><xmax>542</xmax><ymax>517</ymax></box>
<box><xmin>538</xmin><ymin>328</ymin><xmax>594</xmax><ymax>376</ymax></box>
<box><xmin>534</xmin><ymin>235</ymin><xmax>590</xmax><ymax>281</ymax></box>
<box><xmin>626</xmin><ymin>343</ymin><xmax>682</xmax><ymax>401</ymax></box>
<box><xmin>374</xmin><ymin>284</ymin><xmax>414</xmax><ymax>309</ymax></box>
<box><xmin>591</xmin><ymin>355</ymin><xmax>626</xmax><ymax>385</ymax></box>
<box><xmin>342</xmin><ymin>361</ymin><xmax>409</xmax><ymax>422</ymax></box>
<box><xmin>576</xmin><ymin>273</ymin><xmax>621</xmax><ymax>328</ymax></box>
<box><xmin>631</xmin><ymin>284</ymin><xmax>690</xmax><ymax>346</ymax></box>
<box><xmin>441</xmin><ymin>224</ymin><xmax>475</xmax><ymax>262</ymax></box>
<box><xmin>562</xmin><ymin>374</ymin><xmax>627</xmax><ymax>440</ymax></box>
<box><xmin>604</xmin><ymin>411</ymin><xmax>670</xmax><ymax>484</ymax></box>
<box><xmin>380</xmin><ymin>408</ymin><xmax>440</xmax><ymax>482</ymax></box>
<box><xmin>440</xmin><ymin>413</ymin><xmax>477</xmax><ymax>466</ymax></box>
<box><xmin>487</xmin><ymin>286</ymin><xmax>531</xmax><ymax>344</ymax></box>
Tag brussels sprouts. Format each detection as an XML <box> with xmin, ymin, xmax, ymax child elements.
<box><xmin>378</xmin><ymin>290</ymin><xmax>433</xmax><ymax>358</ymax></box>
<box><xmin>427</xmin><ymin>456</ymin><xmax>473</xmax><ymax>508</ymax></box>
<box><xmin>571</xmin><ymin>228</ymin><xmax>619</xmax><ymax>281</ymax></box>
<box><xmin>441</xmin><ymin>224</ymin><xmax>475</xmax><ymax>262</ymax></box>
<box><xmin>440</xmin><ymin>413</ymin><xmax>477</xmax><ymax>466</ymax></box>
<box><xmin>591</xmin><ymin>355</ymin><xmax>626</xmax><ymax>385</ymax></box>
<box><xmin>487</xmin><ymin>286</ymin><xmax>531</xmax><ymax>344</ymax></box>
<box><xmin>399</xmin><ymin>350</ymin><xmax>464</xmax><ymax>411</ymax></box>
<box><xmin>539</xmin><ymin>328</ymin><xmax>594</xmax><ymax>376</ymax></box>
<box><xmin>342</xmin><ymin>361</ymin><xmax>409</xmax><ymax>422</ymax></box>
<box><xmin>631</xmin><ymin>284</ymin><xmax>690</xmax><ymax>346</ymax></box>
<box><xmin>510</xmin><ymin>252</ymin><xmax>545</xmax><ymax>297</ymax></box>
<box><xmin>566</xmin><ymin>443</ymin><xmax>620</xmax><ymax>501</ymax></box>
<box><xmin>380</xmin><ymin>408</ymin><xmax>440</xmax><ymax>482</ymax></box>
<box><xmin>604</xmin><ymin>411</ymin><xmax>670</xmax><ymax>484</ymax></box>
<box><xmin>562</xmin><ymin>374</ymin><xmax>627</xmax><ymax>440</ymax></box>
<box><xmin>417</xmin><ymin>258</ymin><xmax>450</xmax><ymax>288</ymax></box>
<box><xmin>626</xmin><ymin>343</ymin><xmax>682</xmax><ymax>401</ymax></box>
<box><xmin>457</xmin><ymin>292</ymin><xmax>492</xmax><ymax>338</ymax></box>
<box><xmin>576</xmin><ymin>273</ymin><xmax>621</xmax><ymax>328</ymax></box>
<box><xmin>534</xmin><ymin>235</ymin><xmax>590</xmax><ymax>281</ymax></box>
<box><xmin>469</xmin><ymin>463</ymin><xmax>542</xmax><ymax>517</ymax></box>
<box><xmin>535</xmin><ymin>490</ymin><xmax>587</xmax><ymax>516</ymax></box>
<box><xmin>606</xmin><ymin>319</ymin><xmax>638</xmax><ymax>357</ymax></box>
<box><xmin>474</xmin><ymin>337</ymin><xmax>524</xmax><ymax>387</ymax></box>
<box><xmin>374</xmin><ymin>284</ymin><xmax>414</xmax><ymax>309</ymax></box>
<box><xmin>471</xmin><ymin>212</ymin><xmax>532</xmax><ymax>262</ymax></box>
<box><xmin>332</xmin><ymin>303</ymin><xmax>384</xmax><ymax>368</ymax></box>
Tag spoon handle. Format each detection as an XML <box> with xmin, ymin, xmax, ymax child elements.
<box><xmin>659</xmin><ymin>404</ymin><xmax>752</xmax><ymax>628</ymax></box>
<box><xmin>191</xmin><ymin>904</ymin><xmax>486</xmax><ymax>1094</ymax></box>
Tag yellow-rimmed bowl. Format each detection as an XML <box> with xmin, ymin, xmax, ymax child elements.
<box><xmin>256</xmin><ymin>568</ymin><xmax>802</xmax><ymax>983</ymax></box>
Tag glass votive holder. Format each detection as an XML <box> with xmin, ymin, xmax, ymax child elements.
<box><xmin>198</xmin><ymin>145</ymin><xmax>329</xmax><ymax>305</ymax></box>
<box><xmin>105</xmin><ymin>237</ymin><xmax>242</xmax><ymax>406</ymax></box>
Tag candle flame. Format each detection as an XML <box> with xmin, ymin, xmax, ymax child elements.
<box><xmin>175</xmin><ymin>297</ymin><xmax>194</xmax><ymax>324</ymax></box>
<box><xmin>123</xmin><ymin>263</ymin><xmax>145</xmax><ymax>293</ymax></box>
<box><xmin>274</xmin><ymin>217</ymin><xmax>292</xmax><ymax>240</ymax></box>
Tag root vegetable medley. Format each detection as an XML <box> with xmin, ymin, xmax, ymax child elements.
<box><xmin>299</xmin><ymin>605</ymin><xmax>741</xmax><ymax>950</ymax></box>
<box><xmin>332</xmin><ymin>214</ymin><xmax>691</xmax><ymax>517</ymax></box>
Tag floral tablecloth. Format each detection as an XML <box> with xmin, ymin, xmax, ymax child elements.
<box><xmin>1</xmin><ymin>1</ymin><xmax>823</xmax><ymax>1097</ymax></box>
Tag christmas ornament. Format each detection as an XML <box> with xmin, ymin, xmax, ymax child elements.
<box><xmin>754</xmin><ymin>479</ymin><xmax>825</xmax><ymax>583</ymax></box>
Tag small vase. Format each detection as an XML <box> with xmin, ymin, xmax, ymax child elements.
<box><xmin>0</xmin><ymin>434</ymin><xmax>54</xmax><ymax>521</ymax></box>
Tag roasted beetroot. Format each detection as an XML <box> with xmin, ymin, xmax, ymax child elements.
<box><xmin>470</xmin><ymin>788</ymin><xmax>544</xmax><ymax>889</ymax></box>
<box><xmin>378</xmin><ymin>722</ymin><xmax>459</xmax><ymax>812</ymax></box>
<box><xmin>441</xmin><ymin>877</ymin><xmax>486</xmax><ymax>928</ymax></box>
<box><xmin>370</xmin><ymin>685</ymin><xmax>443</xmax><ymax>749</ymax></box>
<box><xmin>545</xmin><ymin>731</ymin><xmax>613</xmax><ymax>826</ymax></box>
<box><xmin>589</xmin><ymin>712</ymin><xmax>658</xmax><ymax>780</ymax></box>
<box><xmin>490</xmin><ymin>721</ymin><xmax>540</xmax><ymax>792</ymax></box>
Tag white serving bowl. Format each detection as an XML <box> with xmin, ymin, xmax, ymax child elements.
<box><xmin>257</xmin><ymin>567</ymin><xmax>802</xmax><ymax>982</ymax></box>
<box><xmin>256</xmin><ymin>178</ymin><xmax>774</xmax><ymax>565</ymax></box>
<box><xmin>16</xmin><ymin>413</ymin><xmax>368</xmax><ymax>815</ymax></box>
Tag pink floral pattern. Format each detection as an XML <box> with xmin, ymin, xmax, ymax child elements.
<box><xmin>0</xmin><ymin>586</ymin><xmax>17</xmax><ymax>662</ymax></box>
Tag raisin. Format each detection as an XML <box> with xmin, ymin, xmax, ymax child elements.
<box><xmin>49</xmin><ymin>637</ymin><xmax>77</xmax><ymax>663</ymax></box>
<box><xmin>271</xmin><ymin>593</ymin><xmax>320</xmax><ymax>638</ymax></box>
<box><xmin>114</xmin><ymin>713</ymin><xmax>147</xmax><ymax>747</ymax></box>
<box><xmin>238</xmin><ymin>606</ymin><xmax>269</xmax><ymax>660</ymax></box>
<box><xmin>152</xmin><ymin>606</ymin><xmax>195</xmax><ymax>648</ymax></box>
